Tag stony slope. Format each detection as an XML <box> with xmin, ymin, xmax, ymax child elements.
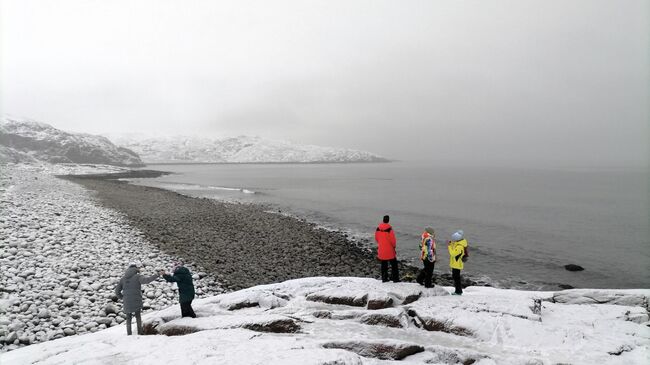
<box><xmin>0</xmin><ymin>116</ymin><xmax>143</xmax><ymax>166</ymax></box>
<box><xmin>0</xmin><ymin>164</ymin><xmax>223</xmax><ymax>352</ymax></box>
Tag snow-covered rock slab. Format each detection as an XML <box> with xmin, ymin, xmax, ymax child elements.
<box><xmin>322</xmin><ymin>339</ymin><xmax>424</xmax><ymax>360</ymax></box>
<box><xmin>551</xmin><ymin>289</ymin><xmax>649</xmax><ymax>310</ymax></box>
<box><xmin>153</xmin><ymin>314</ymin><xmax>301</xmax><ymax>336</ymax></box>
<box><xmin>2</xmin><ymin>278</ymin><xmax>649</xmax><ymax>364</ymax></box>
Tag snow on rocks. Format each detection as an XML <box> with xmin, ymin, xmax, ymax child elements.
<box><xmin>0</xmin><ymin>163</ymin><xmax>223</xmax><ymax>352</ymax></box>
<box><xmin>1</xmin><ymin>277</ymin><xmax>649</xmax><ymax>364</ymax></box>
<box><xmin>550</xmin><ymin>289</ymin><xmax>649</xmax><ymax>310</ymax></box>
<box><xmin>322</xmin><ymin>340</ymin><xmax>425</xmax><ymax>360</ymax></box>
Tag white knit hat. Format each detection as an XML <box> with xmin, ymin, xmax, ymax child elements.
<box><xmin>129</xmin><ymin>261</ymin><xmax>143</xmax><ymax>268</ymax></box>
<box><xmin>451</xmin><ymin>230</ymin><xmax>464</xmax><ymax>241</ymax></box>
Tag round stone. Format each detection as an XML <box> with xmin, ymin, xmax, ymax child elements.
<box><xmin>103</xmin><ymin>304</ymin><xmax>117</xmax><ymax>314</ymax></box>
<box><xmin>37</xmin><ymin>309</ymin><xmax>50</xmax><ymax>319</ymax></box>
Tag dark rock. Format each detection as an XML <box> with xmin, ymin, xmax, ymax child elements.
<box><xmin>159</xmin><ymin>325</ymin><xmax>201</xmax><ymax>336</ymax></box>
<box><xmin>367</xmin><ymin>297</ymin><xmax>393</xmax><ymax>310</ymax></box>
<box><xmin>312</xmin><ymin>310</ymin><xmax>332</xmax><ymax>319</ymax></box>
<box><xmin>360</xmin><ymin>313</ymin><xmax>403</xmax><ymax>328</ymax></box>
<box><xmin>558</xmin><ymin>284</ymin><xmax>574</xmax><ymax>289</ymax></box>
<box><xmin>402</xmin><ymin>293</ymin><xmax>422</xmax><ymax>305</ymax></box>
<box><xmin>306</xmin><ymin>293</ymin><xmax>368</xmax><ymax>307</ymax></box>
<box><xmin>103</xmin><ymin>304</ymin><xmax>117</xmax><ymax>314</ymax></box>
<box><xmin>227</xmin><ymin>300</ymin><xmax>259</xmax><ymax>311</ymax></box>
<box><xmin>241</xmin><ymin>318</ymin><xmax>300</xmax><ymax>333</ymax></box>
<box><xmin>322</xmin><ymin>340</ymin><xmax>424</xmax><ymax>360</ymax></box>
<box><xmin>142</xmin><ymin>322</ymin><xmax>159</xmax><ymax>335</ymax></box>
<box><xmin>420</xmin><ymin>318</ymin><xmax>473</xmax><ymax>336</ymax></box>
<box><xmin>564</xmin><ymin>264</ymin><xmax>584</xmax><ymax>272</ymax></box>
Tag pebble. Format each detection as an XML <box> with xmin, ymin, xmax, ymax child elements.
<box><xmin>37</xmin><ymin>309</ymin><xmax>50</xmax><ymax>319</ymax></box>
<box><xmin>103</xmin><ymin>304</ymin><xmax>117</xmax><ymax>314</ymax></box>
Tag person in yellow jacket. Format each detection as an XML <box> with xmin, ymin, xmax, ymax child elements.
<box><xmin>448</xmin><ymin>230</ymin><xmax>468</xmax><ymax>295</ymax></box>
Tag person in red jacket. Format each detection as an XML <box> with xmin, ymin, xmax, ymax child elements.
<box><xmin>375</xmin><ymin>215</ymin><xmax>399</xmax><ymax>282</ymax></box>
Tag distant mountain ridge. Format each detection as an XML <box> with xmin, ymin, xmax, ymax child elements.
<box><xmin>111</xmin><ymin>135</ymin><xmax>388</xmax><ymax>164</ymax></box>
<box><xmin>0</xmin><ymin>116</ymin><xmax>143</xmax><ymax>166</ymax></box>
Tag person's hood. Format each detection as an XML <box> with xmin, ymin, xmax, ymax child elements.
<box><xmin>123</xmin><ymin>266</ymin><xmax>139</xmax><ymax>279</ymax></box>
<box><xmin>174</xmin><ymin>266</ymin><xmax>191</xmax><ymax>276</ymax></box>
<box><xmin>451</xmin><ymin>230</ymin><xmax>464</xmax><ymax>242</ymax></box>
<box><xmin>454</xmin><ymin>239</ymin><xmax>468</xmax><ymax>247</ymax></box>
<box><xmin>377</xmin><ymin>223</ymin><xmax>392</xmax><ymax>231</ymax></box>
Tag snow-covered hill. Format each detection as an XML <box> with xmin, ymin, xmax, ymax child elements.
<box><xmin>2</xmin><ymin>277</ymin><xmax>648</xmax><ymax>364</ymax></box>
<box><xmin>0</xmin><ymin>116</ymin><xmax>143</xmax><ymax>166</ymax></box>
<box><xmin>110</xmin><ymin>135</ymin><xmax>388</xmax><ymax>163</ymax></box>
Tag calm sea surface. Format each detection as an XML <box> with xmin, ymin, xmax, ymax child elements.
<box><xmin>131</xmin><ymin>162</ymin><xmax>649</xmax><ymax>289</ymax></box>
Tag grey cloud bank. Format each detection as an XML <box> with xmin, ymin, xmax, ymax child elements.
<box><xmin>1</xmin><ymin>0</ymin><xmax>647</xmax><ymax>167</ymax></box>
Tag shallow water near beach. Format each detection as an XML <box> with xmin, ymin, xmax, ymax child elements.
<box><xmin>128</xmin><ymin>162</ymin><xmax>649</xmax><ymax>290</ymax></box>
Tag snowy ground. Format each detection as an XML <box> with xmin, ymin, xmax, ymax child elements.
<box><xmin>2</xmin><ymin>277</ymin><xmax>648</xmax><ymax>364</ymax></box>
<box><xmin>0</xmin><ymin>163</ymin><xmax>224</xmax><ymax>352</ymax></box>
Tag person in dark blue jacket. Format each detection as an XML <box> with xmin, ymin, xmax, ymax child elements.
<box><xmin>160</xmin><ymin>262</ymin><xmax>196</xmax><ymax>318</ymax></box>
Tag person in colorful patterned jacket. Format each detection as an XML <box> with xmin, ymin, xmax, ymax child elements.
<box><xmin>416</xmin><ymin>227</ymin><xmax>436</xmax><ymax>288</ymax></box>
<box><xmin>448</xmin><ymin>230</ymin><xmax>468</xmax><ymax>295</ymax></box>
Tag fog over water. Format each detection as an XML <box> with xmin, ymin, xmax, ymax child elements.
<box><xmin>1</xmin><ymin>0</ymin><xmax>648</xmax><ymax>167</ymax></box>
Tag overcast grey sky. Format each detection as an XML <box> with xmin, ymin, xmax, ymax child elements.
<box><xmin>1</xmin><ymin>0</ymin><xmax>648</xmax><ymax>166</ymax></box>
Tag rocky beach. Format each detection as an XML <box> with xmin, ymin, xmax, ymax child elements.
<box><xmin>0</xmin><ymin>164</ymin><xmax>224</xmax><ymax>352</ymax></box>
<box><xmin>64</xmin><ymin>172</ymin><xmax>422</xmax><ymax>290</ymax></box>
<box><xmin>0</xmin><ymin>162</ymin><xmax>473</xmax><ymax>353</ymax></box>
<box><xmin>1</xmin><ymin>164</ymin><xmax>648</xmax><ymax>363</ymax></box>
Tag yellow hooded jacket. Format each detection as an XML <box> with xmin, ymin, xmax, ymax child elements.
<box><xmin>448</xmin><ymin>239</ymin><xmax>468</xmax><ymax>270</ymax></box>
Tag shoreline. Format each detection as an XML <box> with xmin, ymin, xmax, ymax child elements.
<box><xmin>63</xmin><ymin>169</ymin><xmax>478</xmax><ymax>290</ymax></box>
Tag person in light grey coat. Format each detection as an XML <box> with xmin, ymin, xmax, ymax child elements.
<box><xmin>115</xmin><ymin>262</ymin><xmax>159</xmax><ymax>335</ymax></box>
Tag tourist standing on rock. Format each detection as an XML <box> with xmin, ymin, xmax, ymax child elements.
<box><xmin>375</xmin><ymin>215</ymin><xmax>399</xmax><ymax>282</ymax></box>
<box><xmin>115</xmin><ymin>261</ymin><xmax>160</xmax><ymax>335</ymax></box>
<box><xmin>416</xmin><ymin>227</ymin><xmax>436</xmax><ymax>288</ymax></box>
<box><xmin>448</xmin><ymin>230</ymin><xmax>468</xmax><ymax>295</ymax></box>
<box><xmin>161</xmin><ymin>262</ymin><xmax>196</xmax><ymax>318</ymax></box>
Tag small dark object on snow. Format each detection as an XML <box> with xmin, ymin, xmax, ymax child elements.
<box><xmin>564</xmin><ymin>264</ymin><xmax>584</xmax><ymax>272</ymax></box>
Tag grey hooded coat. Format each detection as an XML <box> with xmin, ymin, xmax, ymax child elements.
<box><xmin>115</xmin><ymin>266</ymin><xmax>159</xmax><ymax>314</ymax></box>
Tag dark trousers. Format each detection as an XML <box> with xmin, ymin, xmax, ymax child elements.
<box><xmin>126</xmin><ymin>310</ymin><xmax>142</xmax><ymax>335</ymax></box>
<box><xmin>452</xmin><ymin>268</ymin><xmax>463</xmax><ymax>294</ymax></box>
<box><xmin>180</xmin><ymin>300</ymin><xmax>196</xmax><ymax>318</ymax></box>
<box><xmin>416</xmin><ymin>260</ymin><xmax>435</xmax><ymax>287</ymax></box>
<box><xmin>380</xmin><ymin>258</ymin><xmax>399</xmax><ymax>282</ymax></box>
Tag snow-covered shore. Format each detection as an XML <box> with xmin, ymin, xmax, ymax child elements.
<box><xmin>0</xmin><ymin>163</ymin><xmax>224</xmax><ymax>352</ymax></box>
<box><xmin>1</xmin><ymin>162</ymin><xmax>649</xmax><ymax>364</ymax></box>
<box><xmin>2</xmin><ymin>277</ymin><xmax>649</xmax><ymax>364</ymax></box>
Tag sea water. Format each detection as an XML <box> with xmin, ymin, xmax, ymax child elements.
<box><xmin>130</xmin><ymin>162</ymin><xmax>649</xmax><ymax>290</ymax></box>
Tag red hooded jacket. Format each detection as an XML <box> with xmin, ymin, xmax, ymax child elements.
<box><xmin>375</xmin><ymin>223</ymin><xmax>397</xmax><ymax>260</ymax></box>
